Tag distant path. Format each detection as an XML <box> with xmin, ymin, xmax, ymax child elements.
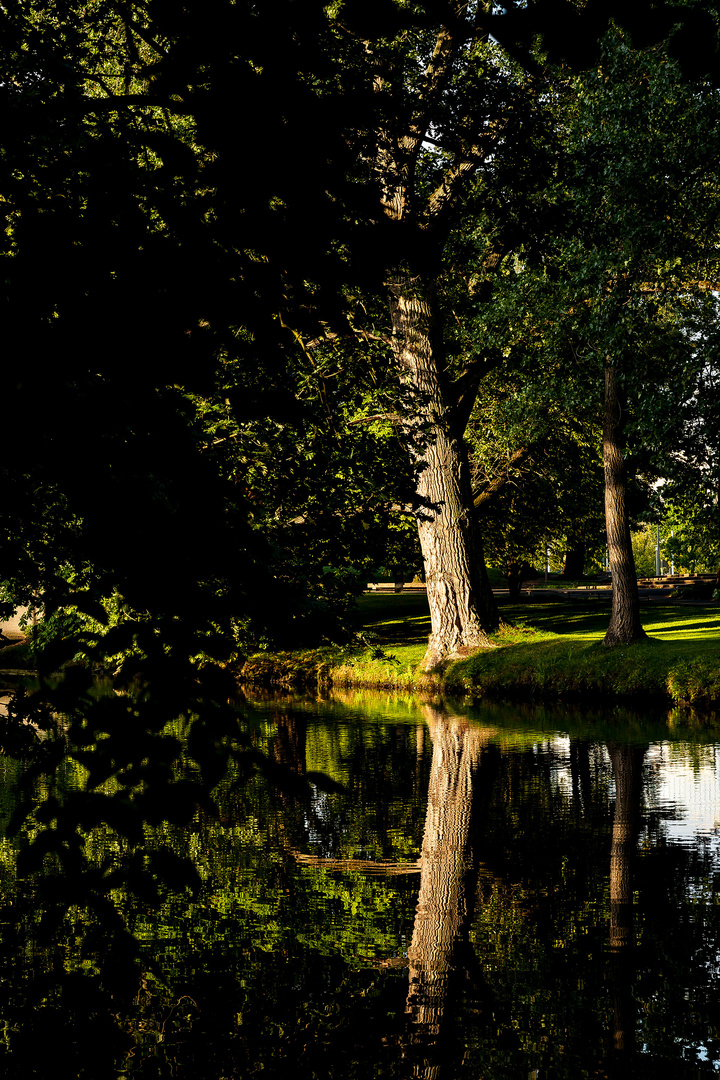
<box><xmin>367</xmin><ymin>583</ymin><xmax>719</xmax><ymax>606</ymax></box>
<box><xmin>519</xmin><ymin>586</ymin><xmax>718</xmax><ymax>605</ymax></box>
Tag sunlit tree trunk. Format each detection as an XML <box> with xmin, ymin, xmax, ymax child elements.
<box><xmin>389</xmin><ymin>274</ymin><xmax>496</xmax><ymax>670</ymax></box>
<box><xmin>368</xmin><ymin>17</ymin><xmax>514</xmax><ymax>669</ymax></box>
<box><xmin>603</xmin><ymin>366</ymin><xmax>646</xmax><ymax>647</ymax></box>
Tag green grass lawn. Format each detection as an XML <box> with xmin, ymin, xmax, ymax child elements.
<box><xmin>240</xmin><ymin>591</ymin><xmax>720</xmax><ymax>707</ymax></box>
<box><xmin>504</xmin><ymin>599</ymin><xmax>720</xmax><ymax>643</ymax></box>
<box><xmin>356</xmin><ymin>591</ymin><xmax>720</xmax><ymax>648</ymax></box>
<box><xmin>347</xmin><ymin>592</ymin><xmax>720</xmax><ymax>706</ymax></box>
<box><xmin>354</xmin><ymin>592</ymin><xmax>432</xmax><ymax>667</ymax></box>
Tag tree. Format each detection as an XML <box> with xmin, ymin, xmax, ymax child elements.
<box><xmin>489</xmin><ymin>30</ymin><xmax>720</xmax><ymax>644</ymax></box>
<box><xmin>567</xmin><ymin>32</ymin><xmax>720</xmax><ymax>641</ymax></box>
<box><xmin>315</xmin><ymin>7</ymin><xmax>558</xmax><ymax>667</ymax></box>
<box><xmin>659</xmin><ymin>314</ymin><xmax>720</xmax><ymax>579</ymax></box>
<box><xmin>466</xmin><ymin>354</ymin><xmax>607</xmax><ymax>596</ymax></box>
<box><xmin>328</xmin><ymin>2</ymin><xmax>720</xmax><ymax>663</ymax></box>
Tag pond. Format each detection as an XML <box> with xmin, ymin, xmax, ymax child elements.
<box><xmin>1</xmin><ymin>691</ymin><xmax>720</xmax><ymax>1078</ymax></box>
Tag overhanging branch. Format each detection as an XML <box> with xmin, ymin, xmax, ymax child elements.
<box><xmin>452</xmin><ymin>352</ymin><xmax>503</xmax><ymax>436</ymax></box>
<box><xmin>473</xmin><ymin>444</ymin><xmax>534</xmax><ymax>511</ymax></box>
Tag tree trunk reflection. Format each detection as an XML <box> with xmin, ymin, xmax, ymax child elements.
<box><xmin>272</xmin><ymin>711</ymin><xmax>307</xmax><ymax>778</ymax></box>
<box><xmin>607</xmin><ymin>741</ymin><xmax>646</xmax><ymax>1073</ymax></box>
<box><xmin>404</xmin><ymin>705</ymin><xmax>496</xmax><ymax>1077</ymax></box>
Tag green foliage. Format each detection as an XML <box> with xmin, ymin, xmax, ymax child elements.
<box><xmin>6</xmin><ymin>5</ymin><xmax>720</xmax><ymax>1077</ymax></box>
<box><xmin>632</xmin><ymin>526</ymin><xmax>660</xmax><ymax>578</ymax></box>
<box><xmin>5</xmin><ymin>3</ymin><xmax>720</xmax><ymax>660</ymax></box>
<box><xmin>661</xmin><ymin>492</ymin><xmax>720</xmax><ymax>575</ymax></box>
<box><xmin>0</xmin><ymin>0</ymin><xmax>452</xmax><ymax>674</ymax></box>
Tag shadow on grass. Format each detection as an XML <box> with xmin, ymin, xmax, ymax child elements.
<box><xmin>373</xmin><ymin>632</ymin><xmax>430</xmax><ymax>647</ymax></box>
<box><xmin>503</xmin><ymin>600</ymin><xmax>720</xmax><ymax>637</ymax></box>
<box><xmin>500</xmin><ymin>601</ymin><xmax>612</xmax><ymax>637</ymax></box>
<box><xmin>350</xmin><ymin>594</ymin><xmax>720</xmax><ymax>708</ymax></box>
<box><xmin>448</xmin><ymin>631</ymin><xmax>720</xmax><ymax>708</ymax></box>
<box><xmin>359</xmin><ymin>594</ymin><xmax>616</xmax><ymax>642</ymax></box>
<box><xmin>357</xmin><ymin>593</ymin><xmax>432</xmax><ymax>646</ymax></box>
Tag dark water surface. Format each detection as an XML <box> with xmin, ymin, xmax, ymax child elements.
<box><xmin>2</xmin><ymin>692</ymin><xmax>720</xmax><ymax>1078</ymax></box>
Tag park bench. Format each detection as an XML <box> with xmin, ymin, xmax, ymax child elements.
<box><xmin>366</xmin><ymin>581</ymin><xmax>427</xmax><ymax>593</ymax></box>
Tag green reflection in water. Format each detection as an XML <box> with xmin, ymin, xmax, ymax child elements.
<box><xmin>1</xmin><ymin>693</ymin><xmax>720</xmax><ymax>1078</ymax></box>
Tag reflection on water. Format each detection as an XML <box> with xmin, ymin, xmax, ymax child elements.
<box><xmin>404</xmin><ymin>707</ymin><xmax>490</xmax><ymax>1074</ymax></box>
<box><xmin>2</xmin><ymin>692</ymin><xmax>720</xmax><ymax>1077</ymax></box>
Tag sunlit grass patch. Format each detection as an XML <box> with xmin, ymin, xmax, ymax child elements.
<box><xmin>446</xmin><ymin>637</ymin><xmax>662</xmax><ymax>703</ymax></box>
<box><xmin>447</xmin><ymin>625</ymin><xmax>720</xmax><ymax>708</ymax></box>
<box><xmin>644</xmin><ymin>612</ymin><xmax>720</xmax><ymax>641</ymax></box>
<box><xmin>240</xmin><ymin>592</ymin><xmax>720</xmax><ymax>707</ymax></box>
<box><xmin>353</xmin><ymin>593</ymin><xmax>720</xmax><ymax>707</ymax></box>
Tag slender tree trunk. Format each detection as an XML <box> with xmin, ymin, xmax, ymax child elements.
<box><xmin>603</xmin><ymin>366</ymin><xmax>646</xmax><ymax>647</ymax></box>
<box><xmin>506</xmin><ymin>560</ymin><xmax>525</xmax><ymax>601</ymax></box>
<box><xmin>562</xmin><ymin>540</ymin><xmax>585</xmax><ymax>578</ymax></box>
<box><xmin>389</xmin><ymin>272</ymin><xmax>496</xmax><ymax>669</ymax></box>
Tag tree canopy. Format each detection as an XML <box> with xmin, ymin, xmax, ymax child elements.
<box><xmin>5</xmin><ymin>0</ymin><xmax>720</xmax><ymax>655</ymax></box>
<box><xmin>7</xmin><ymin>3</ymin><xmax>720</xmax><ymax>1073</ymax></box>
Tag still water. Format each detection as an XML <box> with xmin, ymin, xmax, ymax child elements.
<box><xmin>2</xmin><ymin>691</ymin><xmax>720</xmax><ymax>1078</ymax></box>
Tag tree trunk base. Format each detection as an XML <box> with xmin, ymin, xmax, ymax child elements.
<box><xmin>602</xmin><ymin>627</ymin><xmax>648</xmax><ymax>648</ymax></box>
<box><xmin>420</xmin><ymin>633</ymin><xmax>496</xmax><ymax>671</ymax></box>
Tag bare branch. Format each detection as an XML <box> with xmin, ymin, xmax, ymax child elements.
<box><xmin>109</xmin><ymin>2</ymin><xmax>169</xmax><ymax>58</ymax></box>
<box><xmin>347</xmin><ymin>412</ymin><xmax>402</xmax><ymax>427</ymax></box>
<box><xmin>422</xmin><ymin>109</ymin><xmax>519</xmax><ymax>228</ymax></box>
<box><xmin>473</xmin><ymin>445</ymin><xmax>534</xmax><ymax>511</ymax></box>
<box><xmin>403</xmin><ymin>26</ymin><xmax>456</xmax><ymax>153</ymax></box>
<box><xmin>452</xmin><ymin>350</ymin><xmax>503</xmax><ymax>436</ymax></box>
<box><xmin>392</xmin><ymin>6</ymin><xmax>474</xmax><ymax>179</ymax></box>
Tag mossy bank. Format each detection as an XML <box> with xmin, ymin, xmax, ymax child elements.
<box><xmin>236</xmin><ymin>591</ymin><xmax>720</xmax><ymax>712</ymax></box>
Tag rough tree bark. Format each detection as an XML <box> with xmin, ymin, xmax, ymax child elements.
<box><xmin>603</xmin><ymin>366</ymin><xmax>646</xmax><ymax>647</ymax></box>
<box><xmin>367</xmin><ymin>14</ymin><xmax>518</xmax><ymax>669</ymax></box>
<box><xmin>389</xmin><ymin>273</ymin><xmax>497</xmax><ymax>669</ymax></box>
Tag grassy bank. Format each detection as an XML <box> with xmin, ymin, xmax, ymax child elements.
<box><xmin>238</xmin><ymin>591</ymin><xmax>720</xmax><ymax>710</ymax></box>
